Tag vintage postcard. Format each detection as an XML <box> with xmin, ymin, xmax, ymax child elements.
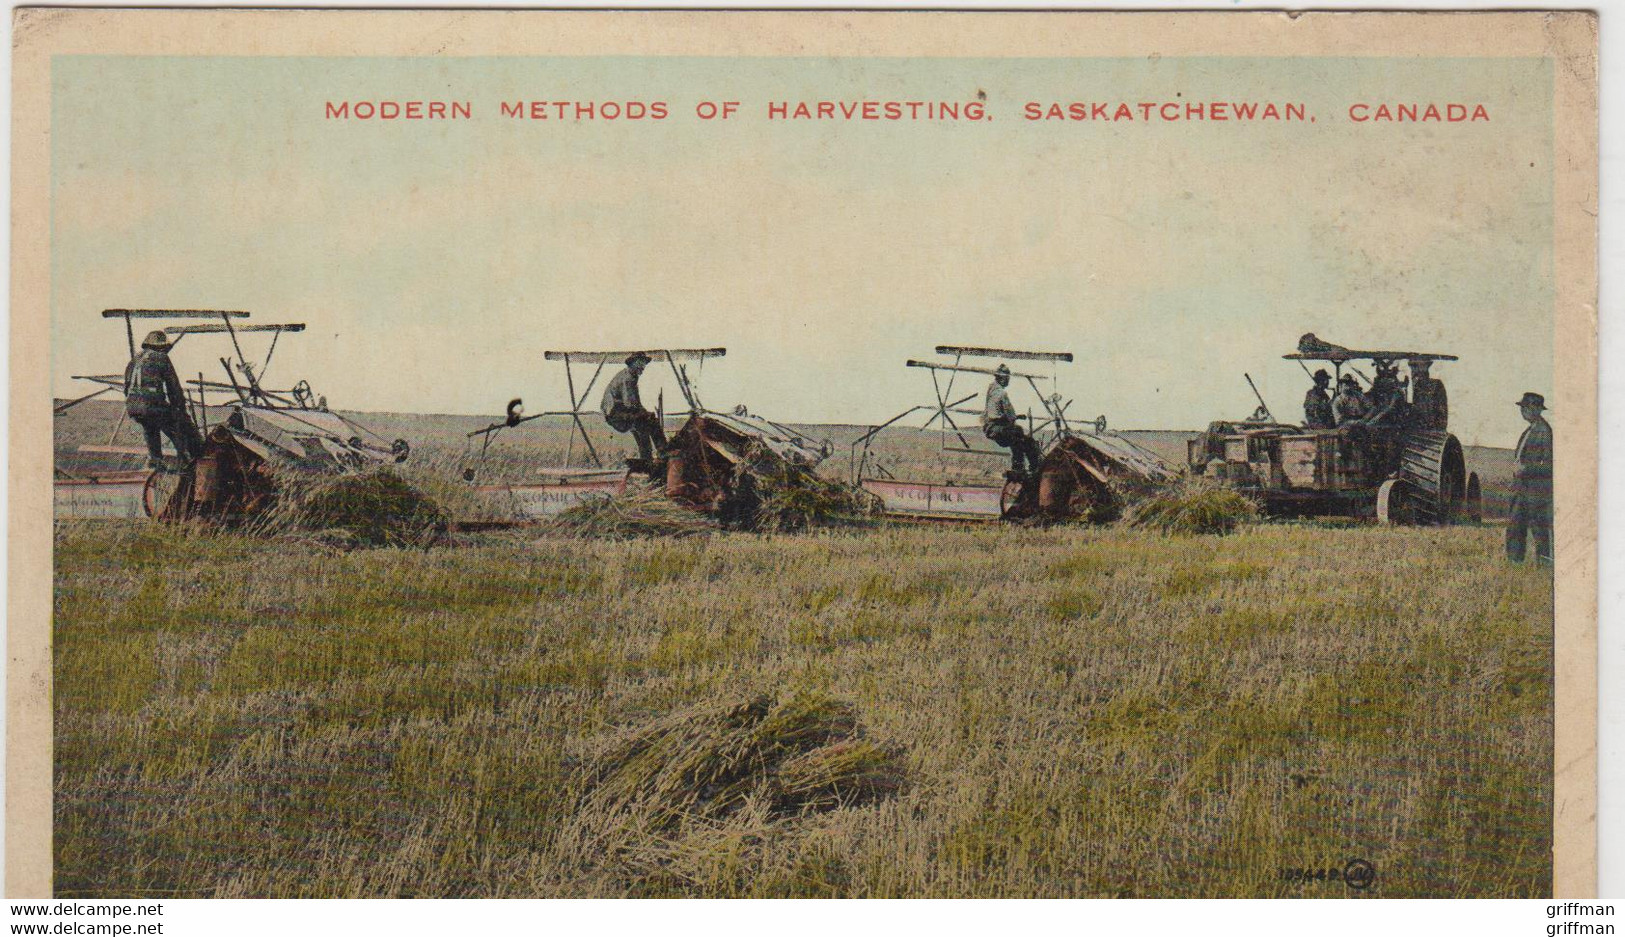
<box><xmin>11</xmin><ymin>10</ymin><xmax>1598</xmax><ymax>898</ymax></box>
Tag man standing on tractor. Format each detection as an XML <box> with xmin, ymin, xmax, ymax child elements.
<box><xmin>1362</xmin><ymin>359</ymin><xmax>1410</xmax><ymax>426</ymax></box>
<box><xmin>601</xmin><ymin>351</ymin><xmax>667</xmax><ymax>463</ymax></box>
<box><xmin>982</xmin><ymin>363</ymin><xmax>1042</xmax><ymax>479</ymax></box>
<box><xmin>1507</xmin><ymin>391</ymin><xmax>1553</xmax><ymax>567</ymax></box>
<box><xmin>1303</xmin><ymin>369</ymin><xmax>1335</xmax><ymax>428</ymax></box>
<box><xmin>1407</xmin><ymin>358</ymin><xmax>1449</xmax><ymax>431</ymax></box>
<box><xmin>123</xmin><ymin>330</ymin><xmax>203</xmax><ymax>469</ymax></box>
<box><xmin>1332</xmin><ymin>374</ymin><xmax>1370</xmax><ymax>425</ymax></box>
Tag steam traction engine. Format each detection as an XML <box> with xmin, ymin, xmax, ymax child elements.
<box><xmin>1188</xmin><ymin>336</ymin><xmax>1481</xmax><ymax>525</ymax></box>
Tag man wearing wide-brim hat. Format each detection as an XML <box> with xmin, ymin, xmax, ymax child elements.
<box><xmin>1332</xmin><ymin>372</ymin><xmax>1370</xmax><ymax>425</ymax></box>
<box><xmin>981</xmin><ymin>363</ymin><xmax>1041</xmax><ymax>479</ymax></box>
<box><xmin>600</xmin><ymin>351</ymin><xmax>667</xmax><ymax>463</ymax></box>
<box><xmin>1507</xmin><ymin>391</ymin><xmax>1553</xmax><ymax>566</ymax></box>
<box><xmin>122</xmin><ymin>330</ymin><xmax>203</xmax><ymax>468</ymax></box>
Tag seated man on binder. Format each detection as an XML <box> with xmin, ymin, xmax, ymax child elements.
<box><xmin>600</xmin><ymin>352</ymin><xmax>667</xmax><ymax>463</ymax></box>
<box><xmin>982</xmin><ymin>364</ymin><xmax>1042</xmax><ymax>480</ymax></box>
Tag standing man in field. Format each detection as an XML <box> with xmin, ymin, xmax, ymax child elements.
<box><xmin>1506</xmin><ymin>391</ymin><xmax>1554</xmax><ymax>567</ymax></box>
<box><xmin>601</xmin><ymin>351</ymin><xmax>667</xmax><ymax>463</ymax></box>
<box><xmin>982</xmin><ymin>363</ymin><xmax>1042</xmax><ymax>479</ymax></box>
<box><xmin>123</xmin><ymin>330</ymin><xmax>203</xmax><ymax>469</ymax></box>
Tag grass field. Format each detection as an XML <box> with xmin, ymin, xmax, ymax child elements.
<box><xmin>53</xmin><ymin>517</ymin><xmax>1552</xmax><ymax>898</ymax></box>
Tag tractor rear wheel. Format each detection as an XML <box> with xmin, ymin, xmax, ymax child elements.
<box><xmin>1396</xmin><ymin>430</ymin><xmax>1467</xmax><ymax>525</ymax></box>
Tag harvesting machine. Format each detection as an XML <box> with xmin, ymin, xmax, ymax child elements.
<box><xmin>1187</xmin><ymin>334</ymin><xmax>1481</xmax><ymax>525</ymax></box>
<box><xmin>851</xmin><ymin>345</ymin><xmax>1176</xmax><ymax>521</ymax></box>
<box><xmin>54</xmin><ymin>309</ymin><xmax>410</xmax><ymax>522</ymax></box>
<box><xmin>465</xmin><ymin>347</ymin><xmax>833</xmax><ymax>521</ymax></box>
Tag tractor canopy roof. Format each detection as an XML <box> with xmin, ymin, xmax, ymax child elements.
<box><xmin>1284</xmin><ymin>333</ymin><xmax>1458</xmax><ymax>363</ymax></box>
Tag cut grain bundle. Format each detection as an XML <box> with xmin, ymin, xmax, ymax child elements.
<box><xmin>545</xmin><ymin>486</ymin><xmax>717</xmax><ymax>540</ymax></box>
<box><xmin>772</xmin><ymin>740</ymin><xmax>906</xmax><ymax>816</ymax></box>
<box><xmin>580</xmin><ymin>693</ymin><xmax>905</xmax><ymax>833</ymax></box>
<box><xmin>1125</xmin><ymin>478</ymin><xmax>1260</xmax><ymax>536</ymax></box>
<box><xmin>744</xmin><ymin>454</ymin><xmax>883</xmax><ymax>534</ymax></box>
<box><xmin>255</xmin><ymin>468</ymin><xmax>449</xmax><ymax>548</ymax></box>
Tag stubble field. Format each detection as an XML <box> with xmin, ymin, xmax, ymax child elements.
<box><xmin>53</xmin><ymin>517</ymin><xmax>1552</xmax><ymax>898</ymax></box>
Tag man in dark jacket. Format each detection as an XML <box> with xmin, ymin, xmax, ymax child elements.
<box><xmin>982</xmin><ymin>364</ymin><xmax>1042</xmax><ymax>478</ymax></box>
<box><xmin>1302</xmin><ymin>369</ymin><xmax>1335</xmax><ymax>428</ymax></box>
<box><xmin>1332</xmin><ymin>374</ymin><xmax>1369</xmax><ymax>425</ymax></box>
<box><xmin>1507</xmin><ymin>391</ymin><xmax>1553</xmax><ymax>566</ymax></box>
<box><xmin>1362</xmin><ymin>359</ymin><xmax>1409</xmax><ymax>427</ymax></box>
<box><xmin>124</xmin><ymin>330</ymin><xmax>202</xmax><ymax>468</ymax></box>
<box><xmin>1407</xmin><ymin>359</ymin><xmax>1449</xmax><ymax>432</ymax></box>
<box><xmin>600</xmin><ymin>352</ymin><xmax>667</xmax><ymax>461</ymax></box>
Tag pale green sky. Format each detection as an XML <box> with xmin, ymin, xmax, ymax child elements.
<box><xmin>51</xmin><ymin>54</ymin><xmax>1553</xmax><ymax>446</ymax></box>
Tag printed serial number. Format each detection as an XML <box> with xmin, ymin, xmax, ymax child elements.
<box><xmin>1280</xmin><ymin>859</ymin><xmax>1376</xmax><ymax>890</ymax></box>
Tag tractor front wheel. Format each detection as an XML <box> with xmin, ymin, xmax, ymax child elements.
<box><xmin>1376</xmin><ymin>478</ymin><xmax>1419</xmax><ymax>526</ymax></box>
